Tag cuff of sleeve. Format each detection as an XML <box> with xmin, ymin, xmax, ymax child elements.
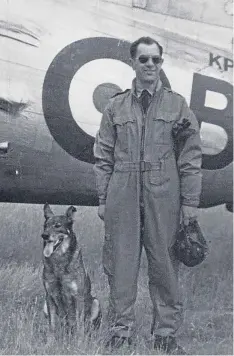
<box><xmin>180</xmin><ymin>173</ymin><xmax>202</xmax><ymax>207</ymax></box>
<box><xmin>181</xmin><ymin>198</ymin><xmax>200</xmax><ymax>207</ymax></box>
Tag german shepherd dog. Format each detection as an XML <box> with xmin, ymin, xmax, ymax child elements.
<box><xmin>42</xmin><ymin>203</ymin><xmax>101</xmax><ymax>334</ymax></box>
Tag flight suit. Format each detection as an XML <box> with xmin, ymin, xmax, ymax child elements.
<box><xmin>93</xmin><ymin>79</ymin><xmax>202</xmax><ymax>338</ymax></box>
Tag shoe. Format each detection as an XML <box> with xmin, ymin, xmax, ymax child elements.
<box><xmin>105</xmin><ymin>335</ymin><xmax>132</xmax><ymax>350</ymax></box>
<box><xmin>154</xmin><ymin>335</ymin><xmax>186</xmax><ymax>355</ymax></box>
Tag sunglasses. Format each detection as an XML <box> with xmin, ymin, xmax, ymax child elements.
<box><xmin>138</xmin><ymin>55</ymin><xmax>162</xmax><ymax>65</ymax></box>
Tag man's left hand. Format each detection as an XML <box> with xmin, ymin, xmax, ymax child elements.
<box><xmin>181</xmin><ymin>205</ymin><xmax>198</xmax><ymax>226</ymax></box>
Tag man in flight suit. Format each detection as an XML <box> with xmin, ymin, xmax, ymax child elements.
<box><xmin>93</xmin><ymin>37</ymin><xmax>202</xmax><ymax>354</ymax></box>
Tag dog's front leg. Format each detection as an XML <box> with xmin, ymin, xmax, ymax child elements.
<box><xmin>46</xmin><ymin>295</ymin><xmax>57</xmax><ymax>333</ymax></box>
<box><xmin>66</xmin><ymin>296</ymin><xmax>77</xmax><ymax>335</ymax></box>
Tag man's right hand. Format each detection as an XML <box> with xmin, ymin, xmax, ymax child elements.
<box><xmin>98</xmin><ymin>204</ymin><xmax>105</xmax><ymax>221</ymax></box>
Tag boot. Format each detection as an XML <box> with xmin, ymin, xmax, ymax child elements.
<box><xmin>154</xmin><ymin>335</ymin><xmax>187</xmax><ymax>355</ymax></box>
<box><xmin>105</xmin><ymin>335</ymin><xmax>132</xmax><ymax>351</ymax></box>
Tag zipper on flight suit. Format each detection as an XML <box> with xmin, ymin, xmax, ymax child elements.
<box><xmin>139</xmin><ymin>111</ymin><xmax>146</xmax><ymax>236</ymax></box>
<box><xmin>138</xmin><ymin>88</ymin><xmax>163</xmax><ymax>237</ymax></box>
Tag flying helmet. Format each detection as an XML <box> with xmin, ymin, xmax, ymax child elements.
<box><xmin>173</xmin><ymin>219</ymin><xmax>209</xmax><ymax>267</ymax></box>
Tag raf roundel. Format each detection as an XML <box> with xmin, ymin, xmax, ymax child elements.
<box><xmin>42</xmin><ymin>37</ymin><xmax>171</xmax><ymax>163</ymax></box>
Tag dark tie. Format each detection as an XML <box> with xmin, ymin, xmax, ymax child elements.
<box><xmin>140</xmin><ymin>89</ymin><xmax>150</xmax><ymax>114</ymax></box>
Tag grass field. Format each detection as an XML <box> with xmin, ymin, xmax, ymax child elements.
<box><xmin>0</xmin><ymin>203</ymin><xmax>232</xmax><ymax>355</ymax></box>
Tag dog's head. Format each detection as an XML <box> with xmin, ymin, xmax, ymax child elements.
<box><xmin>42</xmin><ymin>203</ymin><xmax>77</xmax><ymax>258</ymax></box>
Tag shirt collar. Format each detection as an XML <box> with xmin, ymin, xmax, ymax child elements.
<box><xmin>131</xmin><ymin>78</ymin><xmax>162</xmax><ymax>98</ymax></box>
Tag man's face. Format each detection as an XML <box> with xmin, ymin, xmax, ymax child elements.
<box><xmin>131</xmin><ymin>43</ymin><xmax>163</xmax><ymax>84</ymax></box>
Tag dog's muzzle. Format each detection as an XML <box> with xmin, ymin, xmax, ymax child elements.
<box><xmin>42</xmin><ymin>233</ymin><xmax>68</xmax><ymax>257</ymax></box>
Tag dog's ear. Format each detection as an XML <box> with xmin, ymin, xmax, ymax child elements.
<box><xmin>44</xmin><ymin>203</ymin><xmax>54</xmax><ymax>219</ymax></box>
<box><xmin>66</xmin><ymin>206</ymin><xmax>77</xmax><ymax>222</ymax></box>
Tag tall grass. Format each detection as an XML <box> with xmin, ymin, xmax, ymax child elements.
<box><xmin>0</xmin><ymin>203</ymin><xmax>232</xmax><ymax>354</ymax></box>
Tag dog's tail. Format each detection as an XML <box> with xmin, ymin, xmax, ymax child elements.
<box><xmin>84</xmin><ymin>273</ymin><xmax>102</xmax><ymax>330</ymax></box>
<box><xmin>90</xmin><ymin>297</ymin><xmax>102</xmax><ymax>329</ymax></box>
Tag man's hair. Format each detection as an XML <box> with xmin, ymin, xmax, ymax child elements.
<box><xmin>130</xmin><ymin>37</ymin><xmax>163</xmax><ymax>59</ymax></box>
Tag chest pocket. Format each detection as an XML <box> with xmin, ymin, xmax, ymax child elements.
<box><xmin>113</xmin><ymin>116</ymin><xmax>135</xmax><ymax>153</ymax></box>
<box><xmin>152</xmin><ymin>113</ymin><xmax>177</xmax><ymax>145</ymax></box>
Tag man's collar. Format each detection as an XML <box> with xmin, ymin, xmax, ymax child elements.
<box><xmin>131</xmin><ymin>78</ymin><xmax>162</xmax><ymax>98</ymax></box>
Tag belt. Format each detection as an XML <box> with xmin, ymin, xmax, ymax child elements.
<box><xmin>114</xmin><ymin>161</ymin><xmax>161</xmax><ymax>172</ymax></box>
